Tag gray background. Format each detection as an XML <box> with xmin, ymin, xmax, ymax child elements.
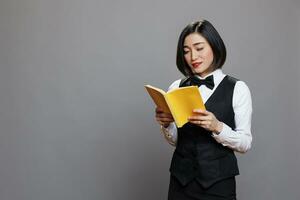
<box><xmin>0</xmin><ymin>0</ymin><xmax>299</xmax><ymax>199</ymax></box>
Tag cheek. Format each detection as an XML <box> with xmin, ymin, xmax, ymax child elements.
<box><xmin>205</xmin><ymin>50</ymin><xmax>214</xmax><ymax>63</ymax></box>
<box><xmin>184</xmin><ymin>54</ymin><xmax>190</xmax><ymax>63</ymax></box>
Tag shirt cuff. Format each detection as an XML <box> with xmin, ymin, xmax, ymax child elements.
<box><xmin>211</xmin><ymin>122</ymin><xmax>232</xmax><ymax>145</ymax></box>
<box><xmin>161</xmin><ymin>123</ymin><xmax>176</xmax><ymax>138</ymax></box>
<box><xmin>161</xmin><ymin>125</ymin><xmax>172</xmax><ymax>139</ymax></box>
<box><xmin>160</xmin><ymin>123</ymin><xmax>177</xmax><ymax>146</ymax></box>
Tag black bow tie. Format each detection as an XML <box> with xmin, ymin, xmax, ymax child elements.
<box><xmin>190</xmin><ymin>75</ymin><xmax>215</xmax><ymax>89</ymax></box>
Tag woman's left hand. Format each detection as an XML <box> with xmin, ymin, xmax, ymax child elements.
<box><xmin>188</xmin><ymin>109</ymin><xmax>223</xmax><ymax>134</ymax></box>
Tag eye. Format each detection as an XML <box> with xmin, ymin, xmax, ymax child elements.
<box><xmin>183</xmin><ymin>50</ymin><xmax>189</xmax><ymax>55</ymax></box>
<box><xmin>196</xmin><ymin>48</ymin><xmax>204</xmax><ymax>51</ymax></box>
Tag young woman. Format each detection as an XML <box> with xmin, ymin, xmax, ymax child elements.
<box><xmin>155</xmin><ymin>19</ymin><xmax>252</xmax><ymax>200</ymax></box>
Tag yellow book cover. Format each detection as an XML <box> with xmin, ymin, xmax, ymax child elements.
<box><xmin>145</xmin><ymin>84</ymin><xmax>205</xmax><ymax>128</ymax></box>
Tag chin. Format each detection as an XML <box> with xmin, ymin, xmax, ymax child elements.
<box><xmin>193</xmin><ymin>69</ymin><xmax>204</xmax><ymax>75</ymax></box>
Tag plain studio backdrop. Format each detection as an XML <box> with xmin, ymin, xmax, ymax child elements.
<box><xmin>0</xmin><ymin>0</ymin><xmax>299</xmax><ymax>199</ymax></box>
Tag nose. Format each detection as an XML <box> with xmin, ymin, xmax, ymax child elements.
<box><xmin>191</xmin><ymin>50</ymin><xmax>198</xmax><ymax>61</ymax></box>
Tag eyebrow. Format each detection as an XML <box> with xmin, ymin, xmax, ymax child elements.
<box><xmin>183</xmin><ymin>42</ymin><xmax>205</xmax><ymax>48</ymax></box>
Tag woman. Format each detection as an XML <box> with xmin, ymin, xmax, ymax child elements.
<box><xmin>155</xmin><ymin>19</ymin><xmax>252</xmax><ymax>200</ymax></box>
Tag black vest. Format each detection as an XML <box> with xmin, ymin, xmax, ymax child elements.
<box><xmin>169</xmin><ymin>75</ymin><xmax>239</xmax><ymax>188</ymax></box>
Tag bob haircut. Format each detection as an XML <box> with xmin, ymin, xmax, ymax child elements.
<box><xmin>176</xmin><ymin>20</ymin><xmax>227</xmax><ymax>76</ymax></box>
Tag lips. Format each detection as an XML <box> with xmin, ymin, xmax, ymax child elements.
<box><xmin>192</xmin><ymin>62</ymin><xmax>202</xmax><ymax>68</ymax></box>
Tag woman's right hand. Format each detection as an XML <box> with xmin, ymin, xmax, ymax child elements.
<box><xmin>155</xmin><ymin>107</ymin><xmax>174</xmax><ymax>128</ymax></box>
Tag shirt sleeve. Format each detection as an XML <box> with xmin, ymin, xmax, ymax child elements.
<box><xmin>159</xmin><ymin>79</ymin><xmax>181</xmax><ymax>146</ymax></box>
<box><xmin>161</xmin><ymin>123</ymin><xmax>177</xmax><ymax>146</ymax></box>
<box><xmin>212</xmin><ymin>81</ymin><xmax>253</xmax><ymax>153</ymax></box>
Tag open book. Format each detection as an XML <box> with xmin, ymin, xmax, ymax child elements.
<box><xmin>145</xmin><ymin>85</ymin><xmax>205</xmax><ymax>128</ymax></box>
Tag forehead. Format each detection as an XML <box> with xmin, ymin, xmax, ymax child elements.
<box><xmin>183</xmin><ymin>33</ymin><xmax>207</xmax><ymax>46</ymax></box>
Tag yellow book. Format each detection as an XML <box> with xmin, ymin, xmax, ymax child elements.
<box><xmin>145</xmin><ymin>84</ymin><xmax>205</xmax><ymax>128</ymax></box>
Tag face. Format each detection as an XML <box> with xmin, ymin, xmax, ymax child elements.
<box><xmin>183</xmin><ymin>33</ymin><xmax>214</xmax><ymax>77</ymax></box>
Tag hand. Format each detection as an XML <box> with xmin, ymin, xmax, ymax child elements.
<box><xmin>188</xmin><ymin>109</ymin><xmax>223</xmax><ymax>133</ymax></box>
<box><xmin>155</xmin><ymin>107</ymin><xmax>174</xmax><ymax>128</ymax></box>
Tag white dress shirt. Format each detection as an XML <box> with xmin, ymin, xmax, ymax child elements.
<box><xmin>161</xmin><ymin>69</ymin><xmax>253</xmax><ymax>153</ymax></box>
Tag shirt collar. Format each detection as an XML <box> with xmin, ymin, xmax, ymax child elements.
<box><xmin>195</xmin><ymin>69</ymin><xmax>225</xmax><ymax>89</ymax></box>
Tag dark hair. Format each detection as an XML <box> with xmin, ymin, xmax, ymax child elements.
<box><xmin>176</xmin><ymin>19</ymin><xmax>227</xmax><ymax>76</ymax></box>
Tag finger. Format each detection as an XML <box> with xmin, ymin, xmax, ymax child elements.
<box><xmin>199</xmin><ymin>121</ymin><xmax>210</xmax><ymax>125</ymax></box>
<box><xmin>188</xmin><ymin>115</ymin><xmax>213</xmax><ymax>125</ymax></box>
<box><xmin>156</xmin><ymin>111</ymin><xmax>170</xmax><ymax>116</ymax></box>
<box><xmin>156</xmin><ymin>118</ymin><xmax>165</xmax><ymax>126</ymax></box>
<box><xmin>156</xmin><ymin>113</ymin><xmax>173</xmax><ymax>120</ymax></box>
<box><xmin>193</xmin><ymin>109</ymin><xmax>210</xmax><ymax>115</ymax></box>
<box><xmin>189</xmin><ymin>120</ymin><xmax>202</xmax><ymax>126</ymax></box>
<box><xmin>155</xmin><ymin>107</ymin><xmax>164</xmax><ymax>113</ymax></box>
<box><xmin>161</xmin><ymin>113</ymin><xmax>173</xmax><ymax>118</ymax></box>
<box><xmin>162</xmin><ymin>117</ymin><xmax>174</xmax><ymax>122</ymax></box>
<box><xmin>188</xmin><ymin>115</ymin><xmax>201</xmax><ymax>121</ymax></box>
<box><xmin>156</xmin><ymin>111</ymin><xmax>167</xmax><ymax>117</ymax></box>
<box><xmin>157</xmin><ymin>117</ymin><xmax>174</xmax><ymax>123</ymax></box>
<box><xmin>196</xmin><ymin>115</ymin><xmax>212</xmax><ymax>121</ymax></box>
<box><xmin>189</xmin><ymin>121</ymin><xmax>211</xmax><ymax>130</ymax></box>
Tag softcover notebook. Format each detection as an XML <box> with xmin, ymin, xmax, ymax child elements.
<box><xmin>145</xmin><ymin>85</ymin><xmax>205</xmax><ymax>127</ymax></box>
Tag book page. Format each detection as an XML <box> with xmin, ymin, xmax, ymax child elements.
<box><xmin>144</xmin><ymin>85</ymin><xmax>171</xmax><ymax>113</ymax></box>
<box><xmin>165</xmin><ymin>86</ymin><xmax>205</xmax><ymax>127</ymax></box>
